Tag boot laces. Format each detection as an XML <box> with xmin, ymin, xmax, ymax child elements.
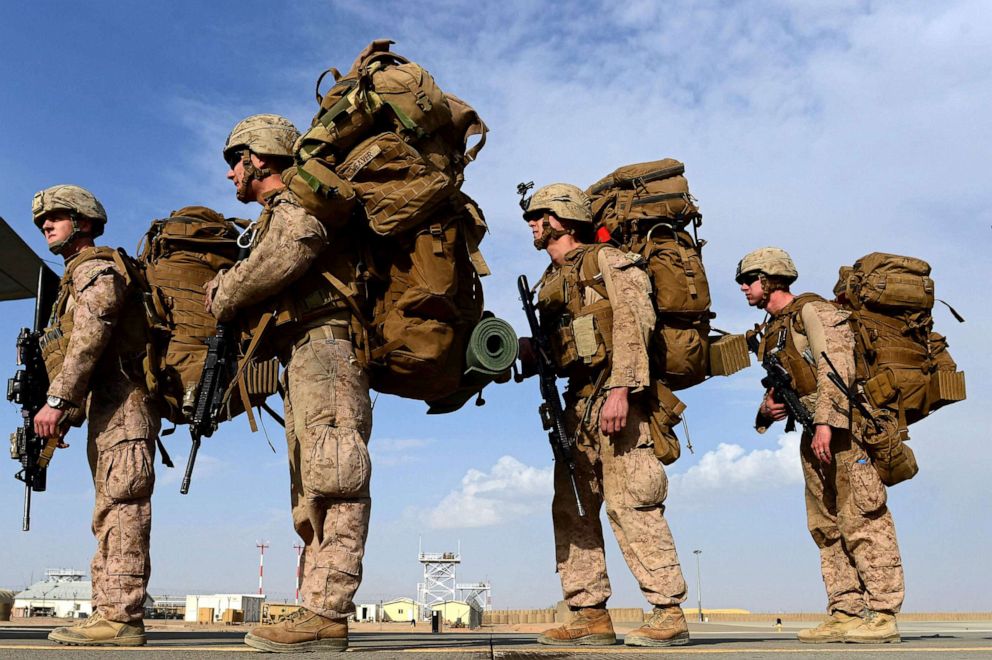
<box><xmin>81</xmin><ymin>612</ymin><xmax>106</xmax><ymax>627</ymax></box>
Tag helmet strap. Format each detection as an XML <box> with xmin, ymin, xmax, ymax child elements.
<box><xmin>236</xmin><ymin>150</ymin><xmax>272</xmax><ymax>203</ymax></box>
<box><xmin>532</xmin><ymin>216</ymin><xmax>573</xmax><ymax>251</ymax></box>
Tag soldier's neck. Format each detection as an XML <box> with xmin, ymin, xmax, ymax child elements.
<box><xmin>547</xmin><ymin>237</ymin><xmax>585</xmax><ymax>266</ymax></box>
<box><xmin>766</xmin><ymin>290</ymin><xmax>795</xmax><ymax>316</ymax></box>
<box><xmin>254</xmin><ymin>175</ymin><xmax>287</xmax><ymax>204</ymax></box>
<box><xmin>61</xmin><ymin>239</ymin><xmax>96</xmax><ymax>262</ymax></box>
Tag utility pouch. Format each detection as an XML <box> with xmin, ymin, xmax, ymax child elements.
<box><xmin>708</xmin><ymin>333</ymin><xmax>750</xmax><ymax>376</ymax></box>
<box><xmin>283</xmin><ymin>159</ymin><xmax>358</xmax><ymax>223</ymax></box>
<box><xmin>859</xmin><ymin>411</ymin><xmax>919</xmax><ymax>486</ymax></box>
<box><xmin>648</xmin><ymin>381</ymin><xmax>686</xmax><ymax>465</ymax></box>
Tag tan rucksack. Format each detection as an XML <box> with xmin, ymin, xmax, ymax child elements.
<box><xmin>586</xmin><ymin>159</ymin><xmax>717</xmax><ymax>391</ymax></box>
<box><xmin>286</xmin><ymin>40</ymin><xmax>504</xmax><ymax>407</ymax></box>
<box><xmin>835</xmin><ymin>252</ymin><xmax>966</xmax><ymax>433</ymax></box>
<box><xmin>137</xmin><ymin>207</ymin><xmax>277</xmax><ymax>425</ymax></box>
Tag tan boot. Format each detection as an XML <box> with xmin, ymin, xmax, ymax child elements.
<box><xmin>244</xmin><ymin>608</ymin><xmax>348</xmax><ymax>652</ymax></box>
<box><xmin>797</xmin><ymin>611</ymin><xmax>863</xmax><ymax>643</ymax></box>
<box><xmin>624</xmin><ymin>605</ymin><xmax>690</xmax><ymax>647</ymax></box>
<box><xmin>844</xmin><ymin>611</ymin><xmax>900</xmax><ymax>644</ymax></box>
<box><xmin>48</xmin><ymin>612</ymin><xmax>146</xmax><ymax>647</ymax></box>
<box><xmin>537</xmin><ymin>607</ymin><xmax>616</xmax><ymax>646</ymax></box>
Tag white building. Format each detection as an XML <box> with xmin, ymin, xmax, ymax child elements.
<box><xmin>184</xmin><ymin>594</ymin><xmax>264</xmax><ymax>623</ymax></box>
<box><xmin>353</xmin><ymin>603</ymin><xmax>379</xmax><ymax>622</ymax></box>
<box><xmin>14</xmin><ymin>569</ymin><xmax>153</xmax><ymax>618</ymax></box>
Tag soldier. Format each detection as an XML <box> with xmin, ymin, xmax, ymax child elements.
<box><xmin>32</xmin><ymin>186</ymin><xmax>159</xmax><ymax>647</ymax></box>
<box><xmin>736</xmin><ymin>247</ymin><xmax>904</xmax><ymax>644</ymax></box>
<box><xmin>205</xmin><ymin>114</ymin><xmax>370</xmax><ymax>653</ymax></box>
<box><xmin>520</xmin><ymin>184</ymin><xmax>690</xmax><ymax>648</ymax></box>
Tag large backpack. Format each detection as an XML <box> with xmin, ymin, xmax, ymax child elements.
<box><xmin>835</xmin><ymin>252</ymin><xmax>966</xmax><ymax>433</ymax></box>
<box><xmin>137</xmin><ymin>206</ymin><xmax>278</xmax><ymax>425</ymax></box>
<box><xmin>586</xmin><ymin>159</ymin><xmax>717</xmax><ymax>391</ymax></box>
<box><xmin>284</xmin><ymin>40</ymin><xmax>507</xmax><ymax>408</ymax></box>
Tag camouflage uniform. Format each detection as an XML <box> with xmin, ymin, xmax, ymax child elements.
<box><xmin>540</xmin><ymin>245</ymin><xmax>688</xmax><ymax>609</ymax></box>
<box><xmin>211</xmin><ymin>188</ymin><xmax>371</xmax><ymax>620</ymax></box>
<box><xmin>755</xmin><ymin>297</ymin><xmax>905</xmax><ymax>615</ymax></box>
<box><xmin>45</xmin><ymin>249</ymin><xmax>159</xmax><ymax>623</ymax></box>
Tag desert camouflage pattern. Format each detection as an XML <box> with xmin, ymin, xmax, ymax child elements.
<box><xmin>284</xmin><ymin>336</ymin><xmax>372</xmax><ymax>619</ymax></box>
<box><xmin>210</xmin><ymin>188</ymin><xmax>370</xmax><ymax>619</ymax></box>
<box><xmin>50</xmin><ymin>251</ymin><xmax>159</xmax><ymax>623</ymax></box>
<box><xmin>548</xmin><ymin>247</ymin><xmax>686</xmax><ymax>608</ymax></box>
<box><xmin>756</xmin><ymin>297</ymin><xmax>904</xmax><ymax>615</ymax></box>
<box><xmin>555</xmin><ymin>392</ymin><xmax>688</xmax><ymax>608</ymax></box>
<box><xmin>32</xmin><ymin>184</ymin><xmax>107</xmax><ymax>233</ymax></box>
<box><xmin>223</xmin><ymin>114</ymin><xmax>300</xmax><ymax>161</ymax></box>
<box><xmin>736</xmin><ymin>246</ymin><xmax>798</xmax><ymax>282</ymax></box>
<box><xmin>210</xmin><ymin>189</ymin><xmax>332</xmax><ymax>323</ymax></box>
<box><xmin>801</xmin><ymin>428</ymin><xmax>905</xmax><ymax>614</ymax></box>
<box><xmin>527</xmin><ymin>183</ymin><xmax>592</xmax><ymax>224</ymax></box>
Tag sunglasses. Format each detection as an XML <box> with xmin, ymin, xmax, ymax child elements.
<box><xmin>736</xmin><ymin>271</ymin><xmax>761</xmax><ymax>286</ymax></box>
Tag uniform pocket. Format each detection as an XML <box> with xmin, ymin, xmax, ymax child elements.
<box><xmin>305</xmin><ymin>427</ymin><xmax>371</xmax><ymax>498</ymax></box>
<box><xmin>624</xmin><ymin>447</ymin><xmax>668</xmax><ymax>508</ymax></box>
<box><xmin>850</xmin><ymin>460</ymin><xmax>887</xmax><ymax>514</ymax></box>
<box><xmin>101</xmin><ymin>440</ymin><xmax>155</xmax><ymax>501</ymax></box>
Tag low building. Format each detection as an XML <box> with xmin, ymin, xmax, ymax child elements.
<box><xmin>381</xmin><ymin>597</ymin><xmax>418</xmax><ymax>622</ymax></box>
<box><xmin>432</xmin><ymin>600</ymin><xmax>482</xmax><ymax>628</ymax></box>
<box><xmin>184</xmin><ymin>594</ymin><xmax>264</xmax><ymax>624</ymax></box>
<box><xmin>13</xmin><ymin>569</ymin><xmax>154</xmax><ymax>619</ymax></box>
<box><xmin>354</xmin><ymin>603</ymin><xmax>378</xmax><ymax>622</ymax></box>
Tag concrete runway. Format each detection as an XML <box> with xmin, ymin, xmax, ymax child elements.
<box><xmin>1</xmin><ymin>621</ymin><xmax>991</xmax><ymax>659</ymax></box>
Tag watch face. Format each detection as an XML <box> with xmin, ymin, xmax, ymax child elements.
<box><xmin>47</xmin><ymin>396</ymin><xmax>62</xmax><ymax>409</ymax></box>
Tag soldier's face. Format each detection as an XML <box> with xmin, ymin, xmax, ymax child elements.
<box><xmin>525</xmin><ymin>212</ymin><xmax>563</xmax><ymax>241</ymax></box>
<box><xmin>739</xmin><ymin>273</ymin><xmax>765</xmax><ymax>308</ymax></box>
<box><xmin>40</xmin><ymin>213</ymin><xmax>74</xmax><ymax>247</ymax></box>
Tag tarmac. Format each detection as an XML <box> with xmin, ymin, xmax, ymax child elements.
<box><xmin>1</xmin><ymin>620</ymin><xmax>991</xmax><ymax>659</ymax></box>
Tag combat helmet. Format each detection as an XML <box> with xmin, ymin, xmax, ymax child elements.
<box><xmin>223</xmin><ymin>114</ymin><xmax>300</xmax><ymax>165</ymax></box>
<box><xmin>31</xmin><ymin>185</ymin><xmax>107</xmax><ymax>255</ymax></box>
<box><xmin>735</xmin><ymin>247</ymin><xmax>798</xmax><ymax>284</ymax></box>
<box><xmin>524</xmin><ymin>183</ymin><xmax>592</xmax><ymax>224</ymax></box>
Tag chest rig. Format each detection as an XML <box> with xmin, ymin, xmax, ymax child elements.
<box><xmin>536</xmin><ymin>245</ymin><xmax>615</xmax><ymax>383</ymax></box>
<box><xmin>755</xmin><ymin>292</ymin><xmax>826</xmax><ymax>398</ymax></box>
<box><xmin>39</xmin><ymin>247</ymin><xmax>150</xmax><ymax>391</ymax></box>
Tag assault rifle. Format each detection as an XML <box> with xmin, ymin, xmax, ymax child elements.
<box><xmin>179</xmin><ymin>239</ymin><xmax>251</xmax><ymax>495</ymax></box>
<box><xmin>517</xmin><ymin>274</ymin><xmax>585</xmax><ymax>517</ymax></box>
<box><xmin>7</xmin><ymin>265</ymin><xmax>60</xmax><ymax>531</ymax></box>
<box><xmin>747</xmin><ymin>330</ymin><xmax>815</xmax><ymax>435</ymax></box>
<box><xmin>820</xmin><ymin>351</ymin><xmax>881</xmax><ymax>434</ymax></box>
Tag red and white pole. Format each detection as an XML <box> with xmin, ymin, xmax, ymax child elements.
<box><xmin>293</xmin><ymin>543</ymin><xmax>304</xmax><ymax>605</ymax></box>
<box><xmin>257</xmin><ymin>542</ymin><xmax>269</xmax><ymax>596</ymax></box>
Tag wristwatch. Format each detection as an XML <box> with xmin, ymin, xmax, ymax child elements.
<box><xmin>46</xmin><ymin>395</ymin><xmax>71</xmax><ymax>410</ymax></box>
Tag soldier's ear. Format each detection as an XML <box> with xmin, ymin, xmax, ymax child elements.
<box><xmin>77</xmin><ymin>218</ymin><xmax>93</xmax><ymax>235</ymax></box>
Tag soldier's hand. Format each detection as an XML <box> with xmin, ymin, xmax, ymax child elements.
<box><xmin>33</xmin><ymin>404</ymin><xmax>65</xmax><ymax>440</ymax></box>
<box><xmin>811</xmin><ymin>425</ymin><xmax>832</xmax><ymax>463</ymax></box>
<box><xmin>203</xmin><ymin>277</ymin><xmax>218</xmax><ymax>314</ymax></box>
<box><xmin>600</xmin><ymin>387</ymin><xmax>629</xmax><ymax>435</ymax></box>
<box><xmin>517</xmin><ymin>337</ymin><xmax>538</xmax><ymax>379</ymax></box>
<box><xmin>760</xmin><ymin>388</ymin><xmax>789</xmax><ymax>421</ymax></box>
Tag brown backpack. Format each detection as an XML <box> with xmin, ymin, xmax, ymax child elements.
<box><xmin>586</xmin><ymin>159</ymin><xmax>715</xmax><ymax>391</ymax></box>
<box><xmin>286</xmin><ymin>40</ymin><xmax>500</xmax><ymax>407</ymax></box>
<box><xmin>137</xmin><ymin>207</ymin><xmax>277</xmax><ymax>425</ymax></box>
<box><xmin>835</xmin><ymin>252</ymin><xmax>966</xmax><ymax>433</ymax></box>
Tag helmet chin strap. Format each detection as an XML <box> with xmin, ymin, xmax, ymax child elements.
<box><xmin>236</xmin><ymin>150</ymin><xmax>272</xmax><ymax>203</ymax></box>
<box><xmin>532</xmin><ymin>216</ymin><xmax>573</xmax><ymax>251</ymax></box>
<box><xmin>47</xmin><ymin>213</ymin><xmax>90</xmax><ymax>256</ymax></box>
<box><xmin>756</xmin><ymin>273</ymin><xmax>772</xmax><ymax>309</ymax></box>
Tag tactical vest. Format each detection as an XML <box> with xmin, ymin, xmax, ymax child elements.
<box><xmin>755</xmin><ymin>292</ymin><xmax>826</xmax><ymax>398</ymax></box>
<box><xmin>536</xmin><ymin>245</ymin><xmax>615</xmax><ymax>384</ymax></box>
<box><xmin>240</xmin><ymin>190</ymin><xmax>362</xmax><ymax>355</ymax></box>
<box><xmin>39</xmin><ymin>247</ymin><xmax>151</xmax><ymax>395</ymax></box>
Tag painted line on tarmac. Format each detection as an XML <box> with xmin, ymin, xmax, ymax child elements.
<box><xmin>474</xmin><ymin>649</ymin><xmax>992</xmax><ymax>655</ymax></box>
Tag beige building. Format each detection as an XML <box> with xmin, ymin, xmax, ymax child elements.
<box><xmin>381</xmin><ymin>597</ymin><xmax>419</xmax><ymax>622</ymax></box>
<box><xmin>432</xmin><ymin>600</ymin><xmax>482</xmax><ymax>628</ymax></box>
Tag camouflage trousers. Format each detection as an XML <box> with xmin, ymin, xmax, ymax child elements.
<box><xmin>553</xmin><ymin>391</ymin><xmax>688</xmax><ymax>608</ymax></box>
<box><xmin>86</xmin><ymin>432</ymin><xmax>157</xmax><ymax>623</ymax></box>
<box><xmin>283</xmin><ymin>334</ymin><xmax>372</xmax><ymax>620</ymax></box>
<box><xmin>802</xmin><ymin>428</ymin><xmax>904</xmax><ymax>615</ymax></box>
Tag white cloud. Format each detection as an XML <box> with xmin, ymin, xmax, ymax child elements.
<box><xmin>426</xmin><ymin>455</ymin><xmax>553</xmax><ymax>529</ymax></box>
<box><xmin>670</xmin><ymin>433</ymin><xmax>803</xmax><ymax>503</ymax></box>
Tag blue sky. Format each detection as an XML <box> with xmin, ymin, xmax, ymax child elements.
<box><xmin>1</xmin><ymin>1</ymin><xmax>989</xmax><ymax>612</ymax></box>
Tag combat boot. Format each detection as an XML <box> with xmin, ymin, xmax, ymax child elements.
<box><xmin>48</xmin><ymin>612</ymin><xmax>146</xmax><ymax>646</ymax></box>
<box><xmin>844</xmin><ymin>611</ymin><xmax>900</xmax><ymax>644</ymax></box>
<box><xmin>244</xmin><ymin>608</ymin><xmax>348</xmax><ymax>653</ymax></box>
<box><xmin>537</xmin><ymin>606</ymin><xmax>616</xmax><ymax>646</ymax></box>
<box><xmin>797</xmin><ymin>611</ymin><xmax>863</xmax><ymax>643</ymax></box>
<box><xmin>624</xmin><ymin>605</ymin><xmax>690</xmax><ymax>647</ymax></box>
